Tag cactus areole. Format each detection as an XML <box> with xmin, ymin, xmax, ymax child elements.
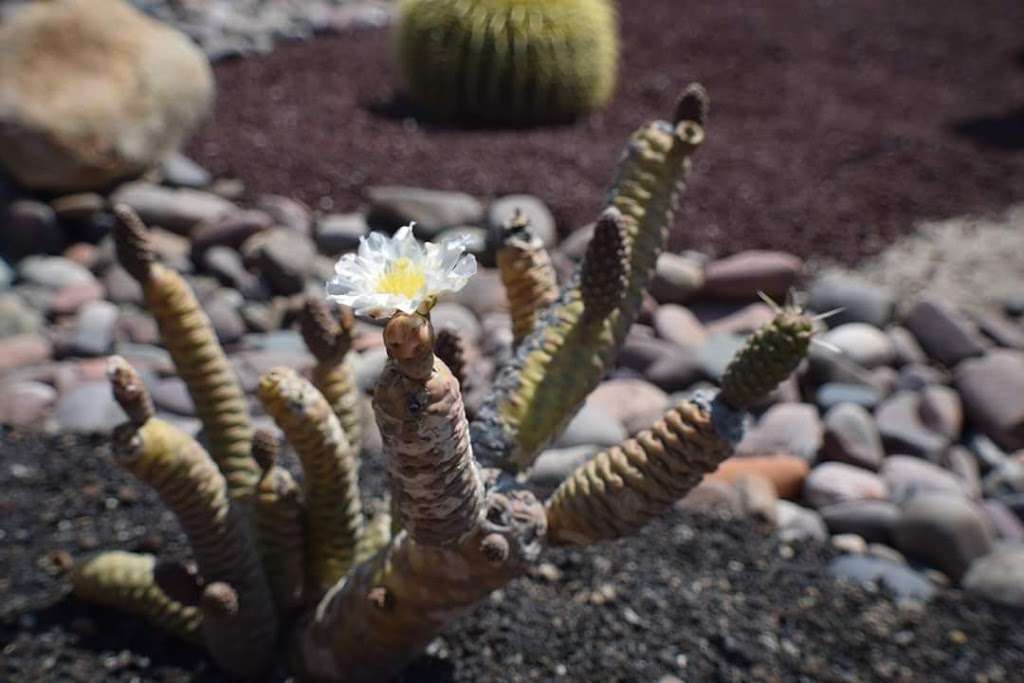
<box><xmin>71</xmin><ymin>88</ymin><xmax>817</xmax><ymax>681</ymax></box>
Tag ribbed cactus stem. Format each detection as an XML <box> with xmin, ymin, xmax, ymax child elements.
<box><xmin>545</xmin><ymin>393</ymin><xmax>741</xmax><ymax>546</ymax></box>
<box><xmin>496</xmin><ymin>211</ymin><xmax>559</xmax><ymax>344</ymax></box>
<box><xmin>719</xmin><ymin>306</ymin><xmax>814</xmax><ymax>410</ymax></box>
<box><xmin>470</xmin><ymin>86</ymin><xmax>709</xmax><ymax>472</ymax></box>
<box><xmin>434</xmin><ymin>327</ymin><xmax>468</xmax><ymax>390</ymax></box>
<box><xmin>397</xmin><ymin>0</ymin><xmax>619</xmax><ymax>125</ymax></box>
<box><xmin>112</xmin><ymin>206</ymin><xmax>258</xmax><ymax>500</ymax></box>
<box><xmin>295</xmin><ymin>487</ymin><xmax>547</xmax><ymax>682</ymax></box>
<box><xmin>109</xmin><ymin>414</ymin><xmax>276</xmax><ymax>678</ymax></box>
<box><xmin>374</xmin><ymin>313</ymin><xmax>484</xmax><ymax>547</ymax></box>
<box><xmin>258</xmin><ymin>368</ymin><xmax>363</xmax><ymax>596</ymax></box>
<box><xmin>250</xmin><ymin>428</ymin><xmax>307</xmax><ymax>613</ymax></box>
<box><xmin>354</xmin><ymin>505</ymin><xmax>393</xmax><ymax>566</ymax></box>
<box><xmin>111</xmin><ymin>204</ymin><xmax>155</xmax><ymax>282</ymax></box>
<box><xmin>107</xmin><ymin>356</ymin><xmax>153</xmax><ymax>426</ymax></box>
<box><xmin>71</xmin><ymin>551</ymin><xmax>202</xmax><ymax>644</ymax></box>
<box><xmin>301</xmin><ymin>298</ymin><xmax>363</xmax><ymax>449</ymax></box>
<box><xmin>580</xmin><ymin>207</ymin><xmax>629</xmax><ymax>320</ymax></box>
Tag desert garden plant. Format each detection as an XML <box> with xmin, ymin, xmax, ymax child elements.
<box><xmin>396</xmin><ymin>0</ymin><xmax>619</xmax><ymax>125</ymax></box>
<box><xmin>71</xmin><ymin>85</ymin><xmax>816</xmax><ymax>681</ymax></box>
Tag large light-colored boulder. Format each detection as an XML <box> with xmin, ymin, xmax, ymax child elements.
<box><xmin>0</xmin><ymin>0</ymin><xmax>214</xmax><ymax>191</ymax></box>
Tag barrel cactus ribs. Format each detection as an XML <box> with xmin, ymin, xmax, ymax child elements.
<box><xmin>71</xmin><ymin>86</ymin><xmax>817</xmax><ymax>681</ymax></box>
<box><xmin>396</xmin><ymin>0</ymin><xmax>619</xmax><ymax>125</ymax></box>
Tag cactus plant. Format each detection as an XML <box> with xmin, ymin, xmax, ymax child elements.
<box><xmin>71</xmin><ymin>86</ymin><xmax>818</xmax><ymax>681</ymax></box>
<box><xmin>396</xmin><ymin>0</ymin><xmax>619</xmax><ymax>125</ymax></box>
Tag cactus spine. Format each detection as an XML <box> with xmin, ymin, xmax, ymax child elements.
<box><xmin>397</xmin><ymin>0</ymin><xmax>619</xmax><ymax>125</ymax></box>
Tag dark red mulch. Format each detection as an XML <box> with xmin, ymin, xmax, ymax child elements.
<box><xmin>188</xmin><ymin>0</ymin><xmax>1024</xmax><ymax>266</ymax></box>
<box><xmin>3</xmin><ymin>431</ymin><xmax>1024</xmax><ymax>682</ymax></box>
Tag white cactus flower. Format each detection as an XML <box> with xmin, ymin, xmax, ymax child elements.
<box><xmin>326</xmin><ymin>224</ymin><xmax>477</xmax><ymax>320</ymax></box>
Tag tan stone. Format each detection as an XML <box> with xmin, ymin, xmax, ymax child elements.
<box><xmin>705</xmin><ymin>454</ymin><xmax>810</xmax><ymax>499</ymax></box>
<box><xmin>0</xmin><ymin>0</ymin><xmax>214</xmax><ymax>191</ymax></box>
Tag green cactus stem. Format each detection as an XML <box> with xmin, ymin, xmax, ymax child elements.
<box><xmin>107</xmin><ymin>357</ymin><xmax>276</xmax><ymax>679</ymax></box>
<box><xmin>353</xmin><ymin>504</ymin><xmax>393</xmax><ymax>566</ymax></box>
<box><xmin>396</xmin><ymin>0</ymin><xmax>619</xmax><ymax>125</ymax></box>
<box><xmin>470</xmin><ymin>85</ymin><xmax>709</xmax><ymax>472</ymax></box>
<box><xmin>300</xmin><ymin>297</ymin><xmax>363</xmax><ymax>449</ymax></box>
<box><xmin>294</xmin><ymin>486</ymin><xmax>546</xmax><ymax>682</ymax></box>
<box><xmin>545</xmin><ymin>307</ymin><xmax>814</xmax><ymax>546</ymax></box>
<box><xmin>112</xmin><ymin>205</ymin><xmax>258</xmax><ymax>499</ymax></box>
<box><xmin>258</xmin><ymin>367</ymin><xmax>364</xmax><ymax>596</ymax></box>
<box><xmin>250</xmin><ymin>428</ymin><xmax>308</xmax><ymax>613</ymax></box>
<box><xmin>719</xmin><ymin>303</ymin><xmax>815</xmax><ymax>410</ymax></box>
<box><xmin>373</xmin><ymin>312</ymin><xmax>484</xmax><ymax>547</ymax></box>
<box><xmin>496</xmin><ymin>210</ymin><xmax>560</xmax><ymax>344</ymax></box>
<box><xmin>71</xmin><ymin>551</ymin><xmax>202</xmax><ymax>644</ymax></box>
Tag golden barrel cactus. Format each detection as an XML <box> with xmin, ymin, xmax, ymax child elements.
<box><xmin>396</xmin><ymin>0</ymin><xmax>619</xmax><ymax>125</ymax></box>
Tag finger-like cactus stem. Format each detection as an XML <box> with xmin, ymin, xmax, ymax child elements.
<box><xmin>152</xmin><ymin>560</ymin><xmax>202</xmax><ymax>606</ymax></box>
<box><xmin>110</xmin><ymin>416</ymin><xmax>276</xmax><ymax>678</ymax></box>
<box><xmin>545</xmin><ymin>393</ymin><xmax>742</xmax><ymax>545</ymax></box>
<box><xmin>111</xmin><ymin>204</ymin><xmax>155</xmax><ymax>282</ymax></box>
<box><xmin>107</xmin><ymin>356</ymin><xmax>153</xmax><ymax>426</ymax></box>
<box><xmin>301</xmin><ymin>298</ymin><xmax>363</xmax><ymax>448</ymax></box>
<box><xmin>471</xmin><ymin>86</ymin><xmax>709</xmax><ymax>472</ymax></box>
<box><xmin>580</xmin><ymin>208</ymin><xmax>630</xmax><ymax>320</ymax></box>
<box><xmin>251</xmin><ymin>428</ymin><xmax>307</xmax><ymax>613</ymax></box>
<box><xmin>71</xmin><ymin>551</ymin><xmax>202</xmax><ymax>644</ymax></box>
<box><xmin>719</xmin><ymin>306</ymin><xmax>814</xmax><ymax>410</ymax></box>
<box><xmin>433</xmin><ymin>327</ymin><xmax>468</xmax><ymax>391</ymax></box>
<box><xmin>112</xmin><ymin>207</ymin><xmax>258</xmax><ymax>499</ymax></box>
<box><xmin>258</xmin><ymin>368</ymin><xmax>363</xmax><ymax>596</ymax></box>
<box><xmin>374</xmin><ymin>313</ymin><xmax>484</xmax><ymax>547</ymax></box>
<box><xmin>354</xmin><ymin>505</ymin><xmax>393</xmax><ymax>566</ymax></box>
<box><xmin>294</xmin><ymin>485</ymin><xmax>546</xmax><ymax>682</ymax></box>
<box><xmin>496</xmin><ymin>211</ymin><xmax>559</xmax><ymax>345</ymax></box>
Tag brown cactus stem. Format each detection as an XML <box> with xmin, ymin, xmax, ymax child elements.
<box><xmin>293</xmin><ymin>484</ymin><xmax>546</xmax><ymax>682</ymax></box>
<box><xmin>301</xmin><ymin>297</ymin><xmax>363</xmax><ymax>448</ymax></box>
<box><xmin>250</xmin><ymin>428</ymin><xmax>308</xmax><ymax>613</ymax></box>
<box><xmin>545</xmin><ymin>306</ymin><xmax>814</xmax><ymax>546</ymax></box>
<box><xmin>258</xmin><ymin>367</ymin><xmax>363</xmax><ymax>596</ymax></box>
<box><xmin>496</xmin><ymin>210</ymin><xmax>559</xmax><ymax>344</ymax></box>
<box><xmin>107</xmin><ymin>356</ymin><xmax>153</xmax><ymax>426</ymax></box>
<box><xmin>71</xmin><ymin>551</ymin><xmax>202</xmax><ymax>644</ymax></box>
<box><xmin>112</xmin><ymin>205</ymin><xmax>258</xmax><ymax>500</ymax></box>
<box><xmin>433</xmin><ymin>327</ymin><xmax>468</xmax><ymax>391</ymax></box>
<box><xmin>110</xmin><ymin>415</ymin><xmax>276</xmax><ymax>678</ymax></box>
<box><xmin>374</xmin><ymin>312</ymin><xmax>484</xmax><ymax>547</ymax></box>
<box><xmin>545</xmin><ymin>393</ymin><xmax>742</xmax><ymax>546</ymax></box>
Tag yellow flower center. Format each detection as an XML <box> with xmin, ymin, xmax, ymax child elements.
<box><xmin>376</xmin><ymin>257</ymin><xmax>426</xmax><ymax>298</ymax></box>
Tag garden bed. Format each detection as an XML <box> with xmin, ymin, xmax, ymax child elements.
<box><xmin>189</xmin><ymin>0</ymin><xmax>1024</xmax><ymax>265</ymax></box>
<box><xmin>2</xmin><ymin>432</ymin><xmax>1022</xmax><ymax>682</ymax></box>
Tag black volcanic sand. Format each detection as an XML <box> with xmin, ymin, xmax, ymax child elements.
<box><xmin>188</xmin><ymin>0</ymin><xmax>1024</xmax><ymax>265</ymax></box>
<box><xmin>2</xmin><ymin>430</ymin><xmax>1023</xmax><ymax>682</ymax></box>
